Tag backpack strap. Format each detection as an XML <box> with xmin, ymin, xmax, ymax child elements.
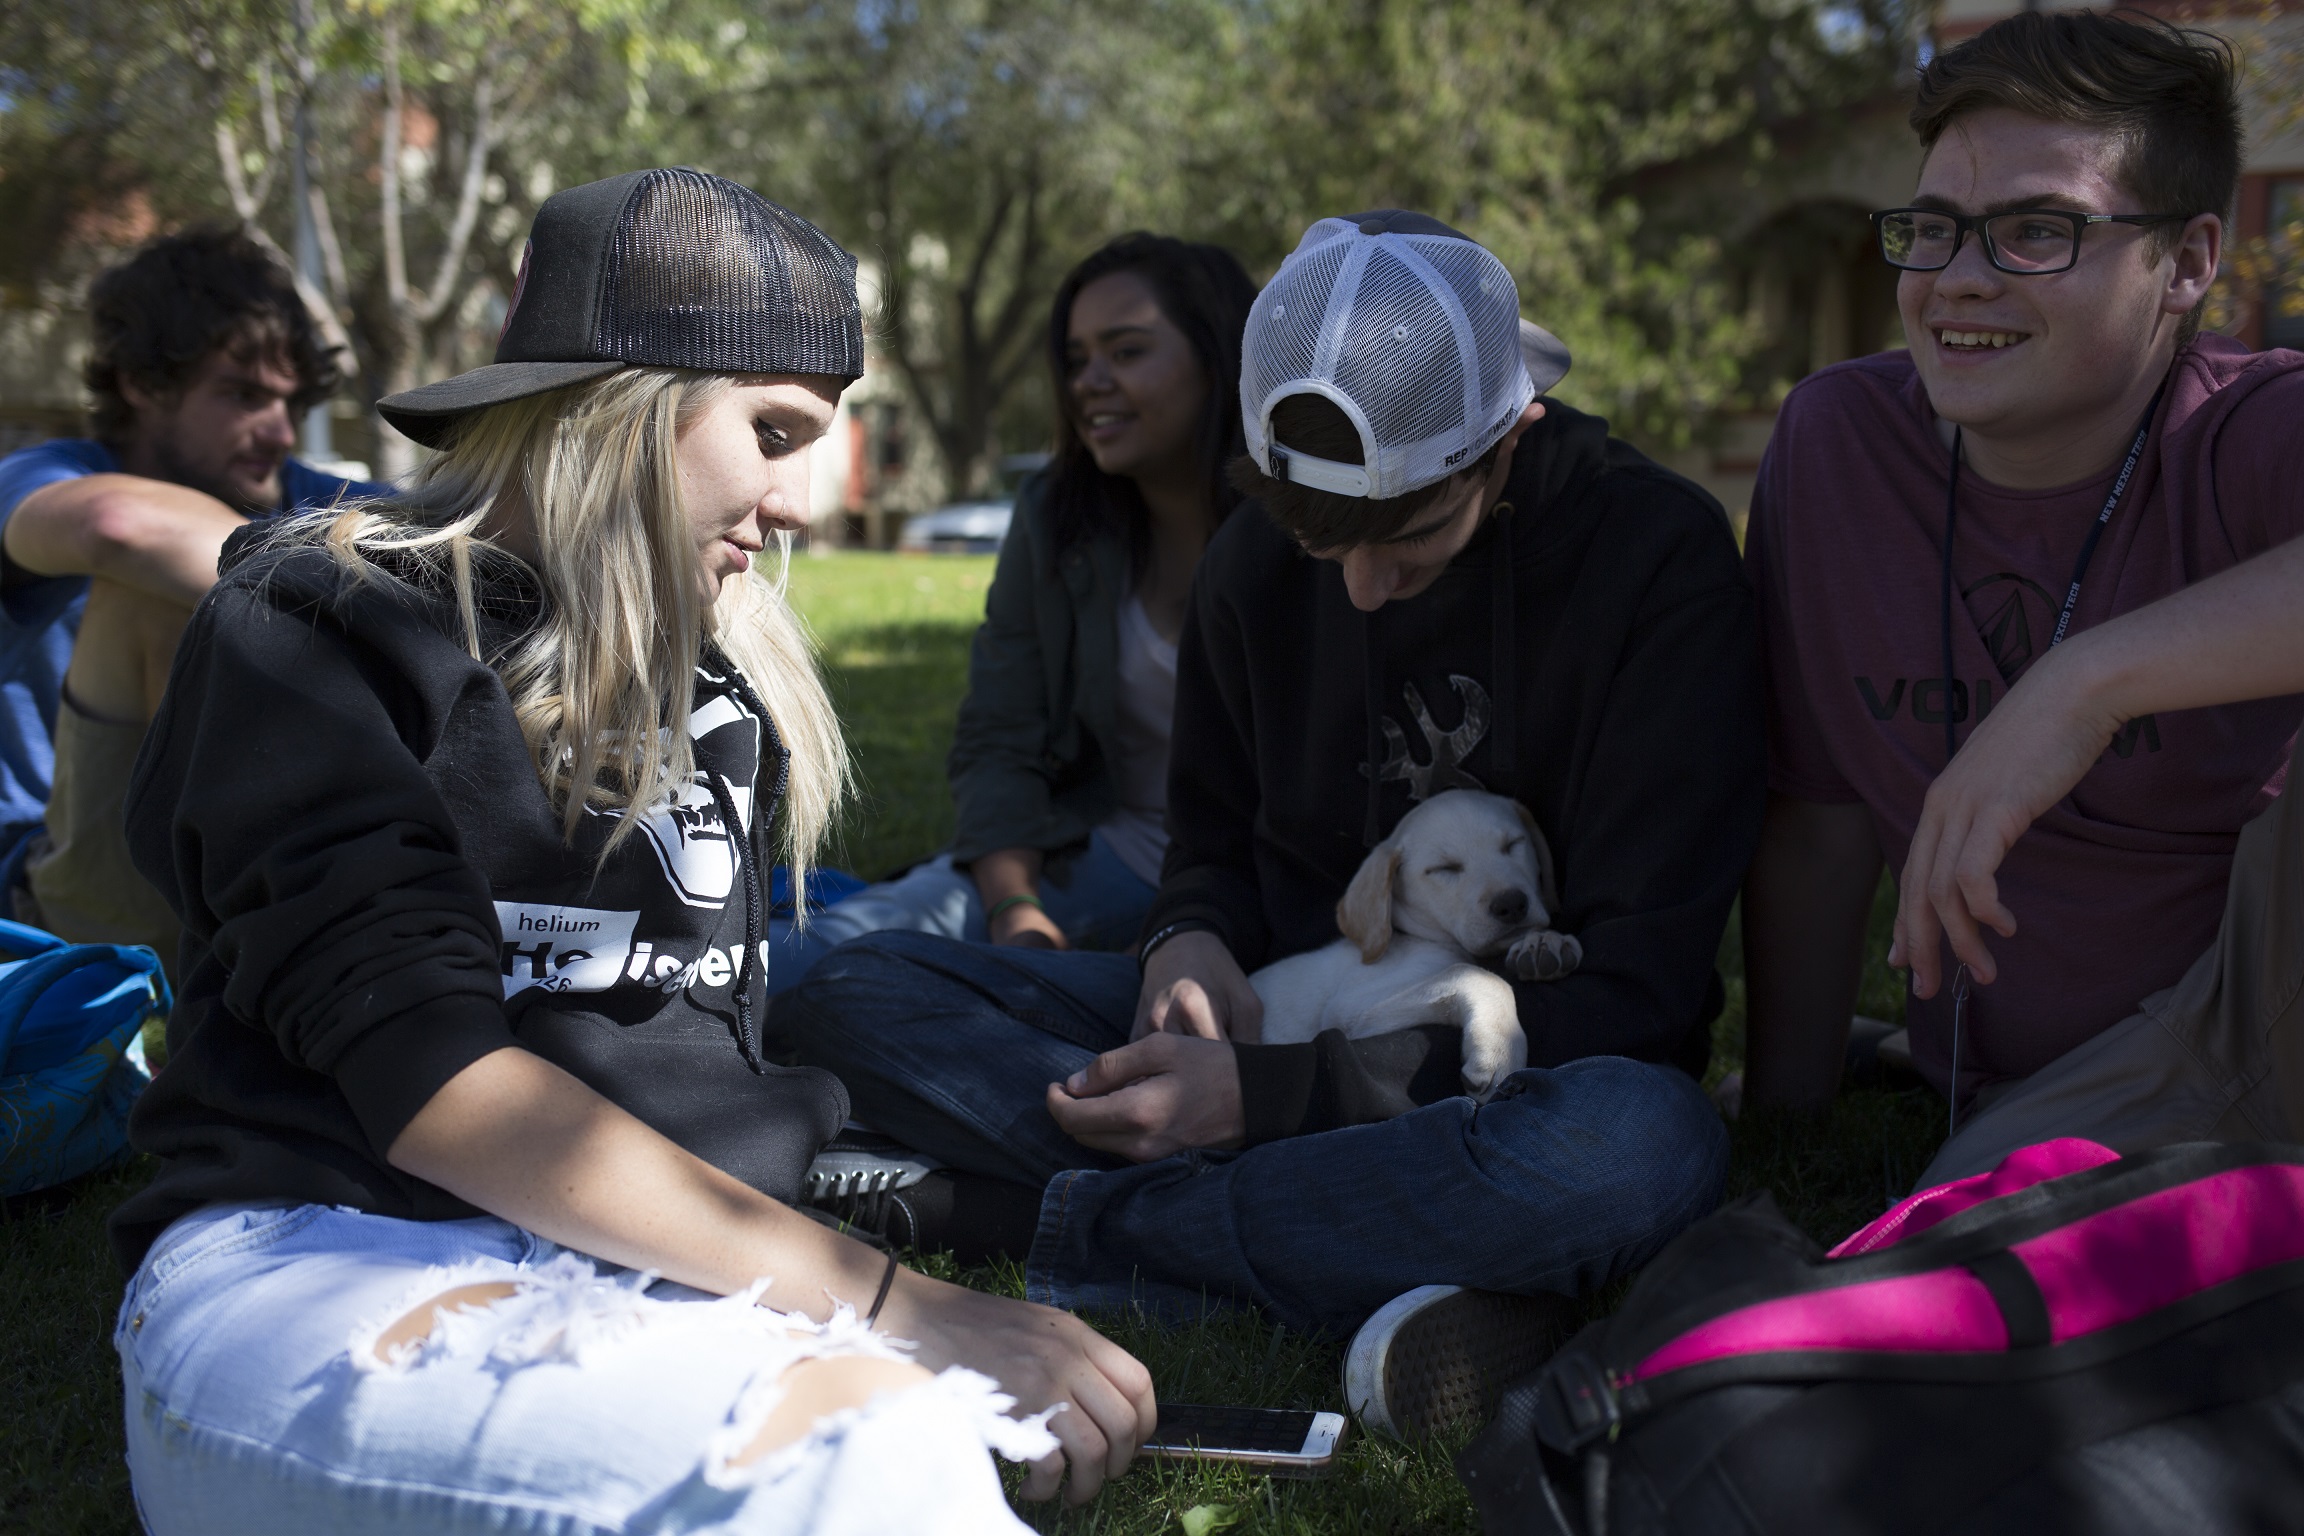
<box><xmin>0</xmin><ymin>917</ymin><xmax>66</xmax><ymax>959</ymax></box>
<box><xmin>1961</xmin><ymin>1248</ymin><xmax>2051</xmax><ymax>1351</ymax></box>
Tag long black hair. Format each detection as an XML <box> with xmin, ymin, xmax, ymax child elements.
<box><xmin>1041</xmin><ymin>233</ymin><xmax>1257</xmax><ymax>572</ymax></box>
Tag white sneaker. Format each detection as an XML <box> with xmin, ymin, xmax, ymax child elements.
<box><xmin>1342</xmin><ymin>1284</ymin><xmax>1572</xmax><ymax>1440</ymax></box>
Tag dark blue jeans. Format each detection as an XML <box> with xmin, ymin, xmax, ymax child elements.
<box><xmin>779</xmin><ymin>930</ymin><xmax>1729</xmax><ymax>1336</ymax></box>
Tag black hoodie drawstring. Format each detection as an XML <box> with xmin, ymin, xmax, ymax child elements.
<box><xmin>698</xmin><ymin>650</ymin><xmax>789</xmax><ymax>1075</ymax></box>
<box><xmin>703</xmin><ymin>769</ymin><xmax>764</xmax><ymax>1072</ymax></box>
<box><xmin>1489</xmin><ymin>501</ymin><xmax>1517</xmax><ymax>784</ymax></box>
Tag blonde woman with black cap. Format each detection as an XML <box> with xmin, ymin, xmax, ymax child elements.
<box><xmin>106</xmin><ymin>169</ymin><xmax>1152</xmax><ymax>1533</ymax></box>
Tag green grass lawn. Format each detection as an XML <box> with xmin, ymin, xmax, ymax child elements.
<box><xmin>0</xmin><ymin>550</ymin><xmax>1942</xmax><ymax>1534</ymax></box>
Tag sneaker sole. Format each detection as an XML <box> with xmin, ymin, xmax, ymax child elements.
<box><xmin>1343</xmin><ymin>1284</ymin><xmax>1570</xmax><ymax>1441</ymax></box>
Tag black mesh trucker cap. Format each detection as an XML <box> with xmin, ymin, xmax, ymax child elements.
<box><xmin>378</xmin><ymin>168</ymin><xmax>864</xmax><ymax>449</ymax></box>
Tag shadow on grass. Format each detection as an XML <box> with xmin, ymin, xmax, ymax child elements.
<box><xmin>1</xmin><ymin>1158</ymin><xmax>146</xmax><ymax>1535</ymax></box>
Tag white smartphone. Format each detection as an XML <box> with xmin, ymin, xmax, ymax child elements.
<box><xmin>1141</xmin><ymin>1405</ymin><xmax>1348</xmax><ymax>1478</ymax></box>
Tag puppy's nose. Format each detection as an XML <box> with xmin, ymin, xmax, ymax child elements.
<box><xmin>1488</xmin><ymin>890</ymin><xmax>1530</xmax><ymax>926</ymax></box>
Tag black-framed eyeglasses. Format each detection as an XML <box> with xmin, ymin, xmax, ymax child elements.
<box><xmin>1871</xmin><ymin>207</ymin><xmax>2187</xmax><ymax>276</ymax></box>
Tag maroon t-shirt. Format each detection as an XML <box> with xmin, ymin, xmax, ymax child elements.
<box><xmin>1748</xmin><ymin>336</ymin><xmax>2304</xmax><ymax>1096</ymax></box>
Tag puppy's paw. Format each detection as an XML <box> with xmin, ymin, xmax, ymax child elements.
<box><xmin>1460</xmin><ymin>1023</ymin><xmax>1527</xmax><ymax>1101</ymax></box>
<box><xmin>1506</xmin><ymin>929</ymin><xmax>1583</xmax><ymax>982</ymax></box>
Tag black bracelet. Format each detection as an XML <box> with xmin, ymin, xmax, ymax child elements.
<box><xmin>1137</xmin><ymin>918</ymin><xmax>1219</xmax><ymax>970</ymax></box>
<box><xmin>864</xmin><ymin>1249</ymin><xmax>899</xmax><ymax>1328</ymax></box>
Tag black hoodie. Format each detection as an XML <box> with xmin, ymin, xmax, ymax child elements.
<box><xmin>1143</xmin><ymin>402</ymin><xmax>1764</xmax><ymax>1141</ymax></box>
<box><xmin>108</xmin><ymin>531</ymin><xmax>847</xmax><ymax>1269</ymax></box>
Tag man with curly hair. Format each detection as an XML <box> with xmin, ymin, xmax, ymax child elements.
<box><xmin>0</xmin><ymin>226</ymin><xmax>387</xmax><ymax>968</ymax></box>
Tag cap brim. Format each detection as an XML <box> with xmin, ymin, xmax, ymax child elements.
<box><xmin>377</xmin><ymin>361</ymin><xmax>626</xmax><ymax>449</ymax></box>
<box><xmin>1520</xmin><ymin>319</ymin><xmax>1572</xmax><ymax>396</ymax></box>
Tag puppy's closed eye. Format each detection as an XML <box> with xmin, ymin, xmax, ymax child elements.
<box><xmin>1424</xmin><ymin>861</ymin><xmax>1464</xmax><ymax>877</ymax></box>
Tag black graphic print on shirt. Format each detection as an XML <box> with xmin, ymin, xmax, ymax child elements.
<box><xmin>494</xmin><ymin>665</ymin><xmax>767</xmax><ymax>1003</ymax></box>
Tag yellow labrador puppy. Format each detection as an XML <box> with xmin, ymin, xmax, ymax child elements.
<box><xmin>1249</xmin><ymin>790</ymin><xmax>1581</xmax><ymax>1097</ymax></box>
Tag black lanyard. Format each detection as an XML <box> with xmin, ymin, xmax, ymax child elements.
<box><xmin>1937</xmin><ymin>381</ymin><xmax>2167</xmax><ymax>768</ymax></box>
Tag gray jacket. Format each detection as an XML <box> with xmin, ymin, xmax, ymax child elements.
<box><xmin>947</xmin><ymin>472</ymin><xmax>1130</xmax><ymax>871</ymax></box>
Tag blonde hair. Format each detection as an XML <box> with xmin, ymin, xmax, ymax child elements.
<box><xmin>283</xmin><ymin>367</ymin><xmax>847</xmax><ymax>915</ymax></box>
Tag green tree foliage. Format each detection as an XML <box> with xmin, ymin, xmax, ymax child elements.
<box><xmin>0</xmin><ymin>6</ymin><xmax>220</xmax><ymax>296</ymax></box>
<box><xmin>2</xmin><ymin>0</ymin><xmax>1912</xmax><ymax>478</ymax></box>
<box><xmin>665</xmin><ymin>0</ymin><xmax>1177</xmax><ymax>497</ymax></box>
<box><xmin>1148</xmin><ymin>0</ymin><xmax>1911</xmax><ymax>446</ymax></box>
<box><xmin>0</xmin><ymin>0</ymin><xmax>707</xmax><ymax>471</ymax></box>
<box><xmin>2206</xmin><ymin>2</ymin><xmax>2304</xmax><ymax>339</ymax></box>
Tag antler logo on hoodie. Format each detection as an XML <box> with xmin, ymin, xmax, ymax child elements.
<box><xmin>1362</xmin><ymin>675</ymin><xmax>1490</xmax><ymax>801</ymax></box>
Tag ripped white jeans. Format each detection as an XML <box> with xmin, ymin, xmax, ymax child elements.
<box><xmin>117</xmin><ymin>1202</ymin><xmax>1058</xmax><ymax>1535</ymax></box>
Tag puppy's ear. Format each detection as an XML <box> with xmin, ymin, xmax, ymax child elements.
<box><xmin>1336</xmin><ymin>843</ymin><xmax>1401</xmax><ymax>963</ymax></box>
<box><xmin>1514</xmin><ymin>801</ymin><xmax>1562</xmax><ymax>918</ymax></box>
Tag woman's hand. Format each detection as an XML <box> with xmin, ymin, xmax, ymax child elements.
<box><xmin>878</xmin><ymin>1269</ymin><xmax>1156</xmax><ymax>1504</ymax></box>
<box><xmin>390</xmin><ymin>1049</ymin><xmax>1155</xmax><ymax>1503</ymax></box>
<box><xmin>974</xmin><ymin>847</ymin><xmax>1069</xmax><ymax>949</ymax></box>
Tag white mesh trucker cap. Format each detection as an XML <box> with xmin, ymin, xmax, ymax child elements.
<box><xmin>1242</xmin><ymin>210</ymin><xmax>1570</xmax><ymax>501</ymax></box>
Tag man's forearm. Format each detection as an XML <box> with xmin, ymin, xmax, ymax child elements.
<box><xmin>1742</xmin><ymin>793</ymin><xmax>1882</xmax><ymax>1111</ymax></box>
<box><xmin>6</xmin><ymin>475</ymin><xmax>246</xmax><ymax>605</ymax></box>
<box><xmin>1890</xmin><ymin>535</ymin><xmax>2304</xmax><ymax>997</ymax></box>
<box><xmin>2050</xmin><ymin>533</ymin><xmax>2304</xmax><ymax>726</ymax></box>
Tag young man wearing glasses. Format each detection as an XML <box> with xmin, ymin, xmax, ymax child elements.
<box><xmin>1742</xmin><ymin>9</ymin><xmax>2304</xmax><ymax>1183</ymax></box>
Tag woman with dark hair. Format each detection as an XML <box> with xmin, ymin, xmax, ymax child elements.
<box><xmin>764</xmin><ymin>233</ymin><xmax>1255</xmax><ymax>985</ymax></box>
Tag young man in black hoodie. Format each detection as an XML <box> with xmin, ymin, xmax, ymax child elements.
<box><xmin>783</xmin><ymin>212</ymin><xmax>1762</xmax><ymax>1435</ymax></box>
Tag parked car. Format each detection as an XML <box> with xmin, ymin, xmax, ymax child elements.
<box><xmin>896</xmin><ymin>498</ymin><xmax>1013</xmax><ymax>554</ymax></box>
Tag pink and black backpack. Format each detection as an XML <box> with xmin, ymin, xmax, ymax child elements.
<box><xmin>1457</xmin><ymin>1139</ymin><xmax>2304</xmax><ymax>1535</ymax></box>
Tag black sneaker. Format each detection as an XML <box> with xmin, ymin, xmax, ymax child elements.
<box><xmin>800</xmin><ymin>1129</ymin><xmax>1042</xmax><ymax>1264</ymax></box>
<box><xmin>1343</xmin><ymin>1285</ymin><xmax>1573</xmax><ymax>1440</ymax></box>
<box><xmin>802</xmin><ymin>1128</ymin><xmax>943</xmax><ymax>1247</ymax></box>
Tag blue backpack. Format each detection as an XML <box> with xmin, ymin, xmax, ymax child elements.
<box><xmin>0</xmin><ymin>918</ymin><xmax>171</xmax><ymax>1197</ymax></box>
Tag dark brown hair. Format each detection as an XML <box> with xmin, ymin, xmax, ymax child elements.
<box><xmin>84</xmin><ymin>225</ymin><xmax>339</xmax><ymax>443</ymax></box>
<box><xmin>1911</xmin><ymin>10</ymin><xmax>2240</xmax><ymax>289</ymax></box>
<box><xmin>1043</xmin><ymin>233</ymin><xmax>1258</xmax><ymax>571</ymax></box>
<box><xmin>1228</xmin><ymin>392</ymin><xmax>1502</xmax><ymax>550</ymax></box>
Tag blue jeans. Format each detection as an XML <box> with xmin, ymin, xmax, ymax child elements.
<box><xmin>763</xmin><ymin>831</ymin><xmax>1156</xmax><ymax>997</ymax></box>
<box><xmin>778</xmin><ymin>932</ymin><xmax>1730</xmax><ymax>1336</ymax></box>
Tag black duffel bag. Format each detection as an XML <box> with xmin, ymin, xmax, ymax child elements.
<box><xmin>1456</xmin><ymin>1140</ymin><xmax>2304</xmax><ymax>1535</ymax></box>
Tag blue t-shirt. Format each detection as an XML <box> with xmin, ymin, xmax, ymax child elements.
<box><xmin>0</xmin><ymin>440</ymin><xmax>390</xmax><ymax>842</ymax></box>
